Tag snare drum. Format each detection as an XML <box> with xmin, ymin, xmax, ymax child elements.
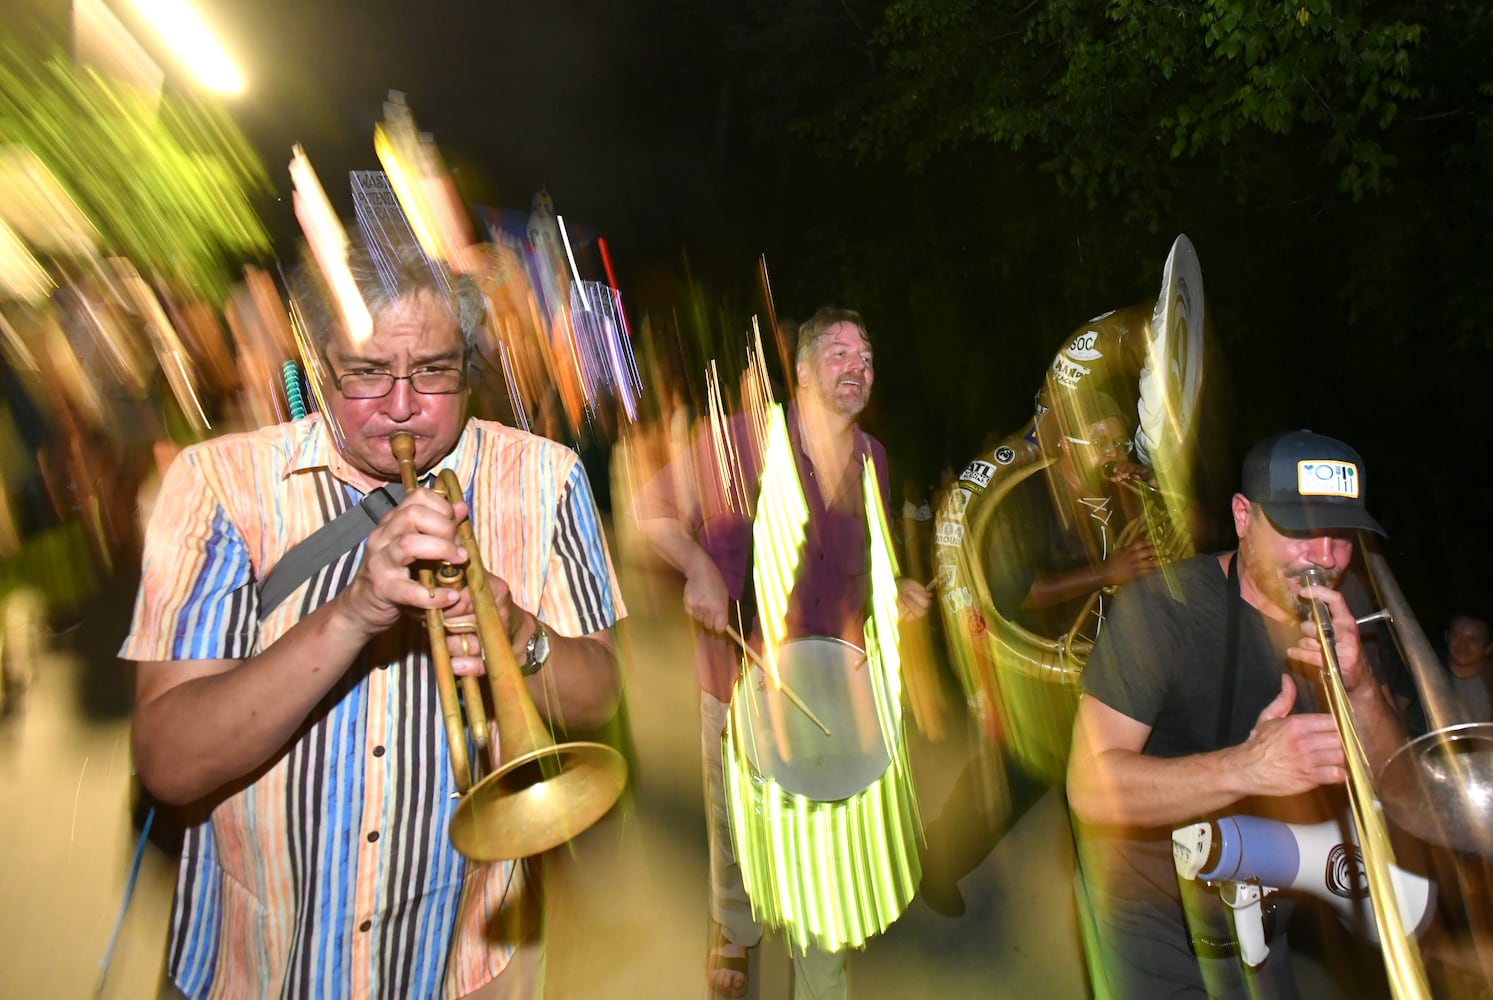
<box><xmin>724</xmin><ymin>636</ymin><xmax>920</xmax><ymax>952</ymax></box>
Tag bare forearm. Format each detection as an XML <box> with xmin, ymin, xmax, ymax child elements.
<box><xmin>1345</xmin><ymin>683</ymin><xmax>1409</xmax><ymax>775</ymax></box>
<box><xmin>524</xmin><ymin>630</ymin><xmax>620</xmax><ymax>730</ymax></box>
<box><xmin>132</xmin><ymin>596</ymin><xmax>375</xmax><ymax>804</ymax></box>
<box><xmin>638</xmin><ymin>518</ymin><xmax>712</xmax><ymax>579</ymax></box>
<box><xmin>1025</xmin><ymin>562</ymin><xmax>1111</xmax><ymax>611</ymax></box>
<box><xmin>1068</xmin><ymin>745</ymin><xmax>1252</xmax><ymax>828</ymax></box>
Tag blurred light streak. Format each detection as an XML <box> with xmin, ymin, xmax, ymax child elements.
<box><xmin>595</xmin><ymin>237</ymin><xmax>632</xmax><ymax>340</ymax></box>
<box><xmin>373</xmin><ymin>93</ymin><xmax>474</xmax><ymax>271</ymax></box>
<box><xmin>556</xmin><ymin>215</ymin><xmax>587</xmax><ymax>312</ymax></box>
<box><xmin>568</xmin><ymin>280</ymin><xmax>642</xmax><ymax>422</ymax></box>
<box><xmin>289</xmin><ymin>145</ymin><xmax>372</xmax><ymax>345</ymax></box>
<box><xmin>110</xmin><ymin>256</ymin><xmax>209</xmax><ymax>433</ymax></box>
<box><xmin>757</xmin><ymin>255</ymin><xmax>791</xmax><ymax>383</ymax></box>
<box><xmin>494</xmin><ymin>340</ymin><xmax>529</xmax><ymax>432</ymax></box>
<box><xmin>0</xmin><ymin>218</ymin><xmax>54</xmax><ymax>303</ymax></box>
<box><xmin>128</xmin><ymin>0</ymin><xmax>244</xmax><ymax>94</ymax></box>
<box><xmin>704</xmin><ymin>360</ymin><xmax>751</xmax><ymax>516</ymax></box>
<box><xmin>749</xmin><ymin>403</ymin><xmax>808</xmax><ymax>688</ymax></box>
<box><xmin>0</xmin><ymin>146</ymin><xmax>100</xmax><ymax>256</ymax></box>
<box><xmin>73</xmin><ymin>0</ymin><xmax>165</xmax><ymax>102</ymax></box>
<box><xmin>742</xmin><ymin>318</ymin><xmax>775</xmax><ymax>448</ymax></box>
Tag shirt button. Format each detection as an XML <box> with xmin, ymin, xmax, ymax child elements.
<box><xmin>373</xmin><ymin>746</ymin><xmax>385</xmax><ymax>758</ymax></box>
<box><xmin>359</xmin><ymin>919</ymin><xmax>372</xmax><ymax>932</ymax></box>
<box><xmin>367</xmin><ymin>831</ymin><xmax>380</xmax><ymax>843</ymax></box>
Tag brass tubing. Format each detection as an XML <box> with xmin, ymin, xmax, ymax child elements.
<box><xmin>1301</xmin><ymin>568</ymin><xmax>1432</xmax><ymax>999</ymax></box>
<box><xmin>437</xmin><ymin>469</ymin><xmax>551</xmax><ymax>750</ymax></box>
<box><xmin>390</xmin><ymin>432</ymin><xmax>471</xmax><ymax>793</ymax></box>
<box><xmin>391</xmin><ymin>438</ymin><xmax>628</xmax><ymax>861</ymax></box>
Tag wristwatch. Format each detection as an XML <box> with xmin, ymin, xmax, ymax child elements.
<box><xmin>520</xmin><ymin>620</ymin><xmax>550</xmax><ymax>676</ymax></box>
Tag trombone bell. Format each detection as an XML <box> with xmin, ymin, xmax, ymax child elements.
<box><xmin>1379</xmin><ymin>723</ymin><xmax>1493</xmax><ymax>856</ymax></box>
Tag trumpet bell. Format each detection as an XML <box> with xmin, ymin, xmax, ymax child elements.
<box><xmin>450</xmin><ymin>741</ymin><xmax>628</xmax><ymax>861</ymax></box>
<box><xmin>1378</xmin><ymin>722</ymin><xmax>1493</xmax><ymax>856</ymax></box>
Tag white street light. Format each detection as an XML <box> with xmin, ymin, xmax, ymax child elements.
<box><xmin>128</xmin><ymin>0</ymin><xmax>245</xmax><ymax>94</ymax></box>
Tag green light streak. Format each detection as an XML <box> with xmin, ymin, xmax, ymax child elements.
<box><xmin>722</xmin><ymin>454</ymin><xmax>923</xmax><ymax>952</ymax></box>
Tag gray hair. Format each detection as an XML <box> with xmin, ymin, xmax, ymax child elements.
<box><xmin>292</xmin><ymin>242</ymin><xmax>486</xmax><ymax>355</ymax></box>
<box><xmin>795</xmin><ymin>307</ymin><xmax>868</xmax><ymax>367</ymax></box>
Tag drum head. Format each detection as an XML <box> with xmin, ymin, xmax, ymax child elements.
<box><xmin>731</xmin><ymin>636</ymin><xmax>892</xmax><ymax>801</ymax></box>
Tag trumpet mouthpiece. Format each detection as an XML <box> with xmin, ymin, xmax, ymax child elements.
<box><xmin>390</xmin><ymin>431</ymin><xmax>416</xmax><ymax>464</ymax></box>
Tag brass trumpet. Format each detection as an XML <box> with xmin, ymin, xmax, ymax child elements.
<box><xmin>390</xmin><ymin>431</ymin><xmax>627</xmax><ymax>862</ymax></box>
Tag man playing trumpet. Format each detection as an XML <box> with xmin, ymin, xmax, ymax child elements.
<box><xmin>1067</xmin><ymin>430</ymin><xmax>1407</xmax><ymax>998</ymax></box>
<box><xmin>121</xmin><ymin>247</ymin><xmax>624</xmax><ymax>999</ymax></box>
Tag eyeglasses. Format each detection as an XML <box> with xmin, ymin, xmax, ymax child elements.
<box><xmin>332</xmin><ymin>366</ymin><xmax>466</xmax><ymax>399</ymax></box>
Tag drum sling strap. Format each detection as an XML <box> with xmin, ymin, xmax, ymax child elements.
<box><xmin>256</xmin><ymin>483</ymin><xmax>405</xmax><ymax>616</ymax></box>
<box><xmin>1188</xmin><ymin>553</ymin><xmax>1282</xmax><ymax>960</ymax></box>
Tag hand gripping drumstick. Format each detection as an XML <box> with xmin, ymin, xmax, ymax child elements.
<box><xmin>723</xmin><ymin>624</ymin><xmax>832</xmax><ymax>737</ymax></box>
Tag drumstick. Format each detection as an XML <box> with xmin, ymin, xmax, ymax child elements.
<box><xmin>724</xmin><ymin>625</ymin><xmax>832</xmax><ymax>737</ymax></box>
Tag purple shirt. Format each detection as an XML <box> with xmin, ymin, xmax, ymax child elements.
<box><xmin>638</xmin><ymin>400</ymin><xmax>891</xmax><ymax>697</ymax></box>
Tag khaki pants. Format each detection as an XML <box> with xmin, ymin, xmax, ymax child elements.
<box><xmin>702</xmin><ymin>689</ymin><xmax>764</xmax><ymax>953</ymax></box>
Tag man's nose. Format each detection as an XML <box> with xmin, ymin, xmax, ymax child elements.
<box><xmin>1302</xmin><ymin>535</ymin><xmax>1336</xmax><ymax>566</ymax></box>
<box><xmin>384</xmin><ymin>377</ymin><xmax>416</xmax><ymax>420</ymax></box>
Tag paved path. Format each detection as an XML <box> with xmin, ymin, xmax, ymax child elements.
<box><xmin>0</xmin><ymin>553</ymin><xmax>1103</xmax><ymax>1000</ymax></box>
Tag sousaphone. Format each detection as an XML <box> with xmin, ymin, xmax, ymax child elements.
<box><xmin>932</xmin><ymin>235</ymin><xmax>1209</xmax><ymax>783</ymax></box>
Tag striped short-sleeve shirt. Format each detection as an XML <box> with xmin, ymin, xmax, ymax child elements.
<box><xmin>121</xmin><ymin>415</ymin><xmax>625</xmax><ymax>999</ymax></box>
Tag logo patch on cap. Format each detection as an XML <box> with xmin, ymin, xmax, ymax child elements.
<box><xmin>1296</xmin><ymin>460</ymin><xmax>1360</xmax><ymax>498</ymax></box>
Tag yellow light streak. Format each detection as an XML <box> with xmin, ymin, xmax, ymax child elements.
<box><xmin>751</xmin><ymin>403</ymin><xmax>808</xmax><ymax>687</ymax></box>
<box><xmin>723</xmin><ymin>459</ymin><xmax>922</xmax><ymax>953</ymax></box>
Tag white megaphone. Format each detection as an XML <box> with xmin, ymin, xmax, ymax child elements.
<box><xmin>1174</xmin><ymin>814</ymin><xmax>1436</xmax><ymax>967</ymax></box>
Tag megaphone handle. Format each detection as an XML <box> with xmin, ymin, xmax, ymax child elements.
<box><xmin>1220</xmin><ymin>881</ymin><xmax>1270</xmax><ymax>968</ymax></box>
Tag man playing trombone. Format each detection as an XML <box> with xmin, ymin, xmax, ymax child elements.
<box><xmin>121</xmin><ymin>247</ymin><xmax>625</xmax><ymax>999</ymax></box>
<box><xmin>1067</xmin><ymin>430</ymin><xmax>1407</xmax><ymax>998</ymax></box>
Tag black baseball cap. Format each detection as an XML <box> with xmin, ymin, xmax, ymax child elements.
<box><xmin>1241</xmin><ymin>430</ymin><xmax>1386</xmax><ymax>536</ymax></box>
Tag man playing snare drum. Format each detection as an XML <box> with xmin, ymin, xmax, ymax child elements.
<box><xmin>635</xmin><ymin>307</ymin><xmax>930</xmax><ymax>999</ymax></box>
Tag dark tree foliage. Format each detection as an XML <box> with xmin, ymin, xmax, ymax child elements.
<box><xmin>701</xmin><ymin>0</ymin><xmax>1493</xmax><ymax>622</ymax></box>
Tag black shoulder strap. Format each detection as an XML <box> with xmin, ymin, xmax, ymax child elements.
<box><xmin>257</xmin><ymin>484</ymin><xmax>404</xmax><ymax>615</ymax></box>
<box><xmin>1215</xmin><ymin>553</ymin><xmax>1242</xmax><ymax>746</ymax></box>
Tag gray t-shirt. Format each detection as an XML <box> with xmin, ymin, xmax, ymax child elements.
<box><xmin>1074</xmin><ymin>553</ymin><xmax>1395</xmax><ymax>997</ymax></box>
<box><xmin>1077</xmin><ymin>553</ymin><xmax>1393</xmax><ymax>899</ymax></box>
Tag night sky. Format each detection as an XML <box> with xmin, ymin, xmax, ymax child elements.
<box><xmin>185</xmin><ymin>0</ymin><xmax>726</xmax><ymax>261</ymax></box>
